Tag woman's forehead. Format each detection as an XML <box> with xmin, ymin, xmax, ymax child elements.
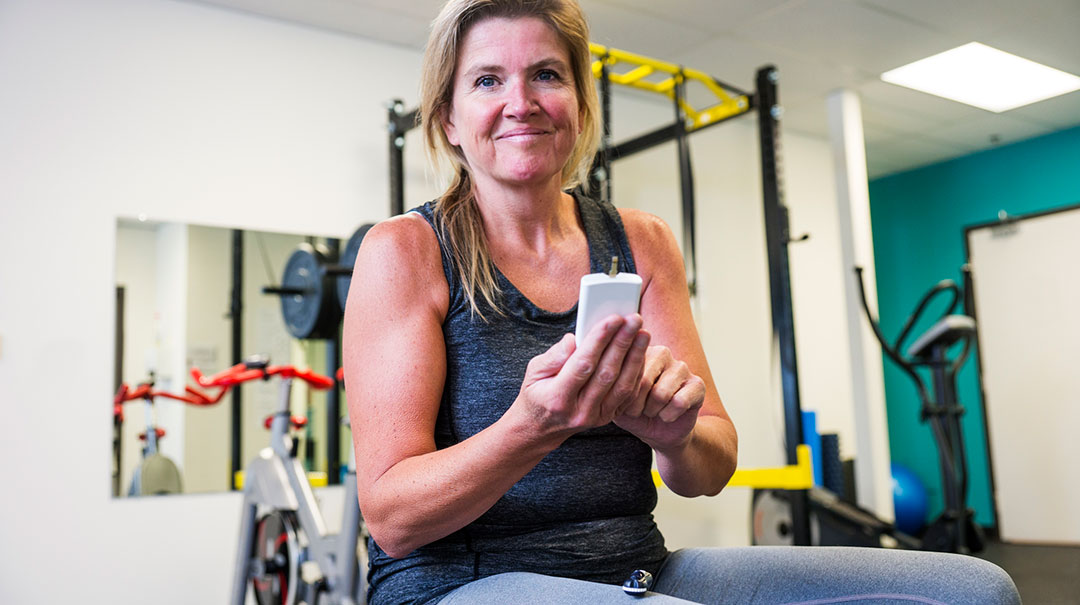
<box><xmin>456</xmin><ymin>16</ymin><xmax>569</xmax><ymax>69</ymax></box>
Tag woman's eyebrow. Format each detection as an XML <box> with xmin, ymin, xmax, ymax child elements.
<box><xmin>460</xmin><ymin>57</ymin><xmax>568</xmax><ymax>79</ymax></box>
<box><xmin>460</xmin><ymin>64</ymin><xmax>503</xmax><ymax>82</ymax></box>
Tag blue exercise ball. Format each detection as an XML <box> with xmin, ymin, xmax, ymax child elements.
<box><xmin>891</xmin><ymin>463</ymin><xmax>929</xmax><ymax>536</ymax></box>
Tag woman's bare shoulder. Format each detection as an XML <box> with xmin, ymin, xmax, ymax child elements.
<box><xmin>616</xmin><ymin>207</ymin><xmax>683</xmax><ymax>274</ymax></box>
<box><xmin>354</xmin><ymin>211</ymin><xmax>448</xmax><ymax>314</ymax></box>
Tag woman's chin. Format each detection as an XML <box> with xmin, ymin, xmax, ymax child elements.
<box><xmin>495</xmin><ymin>163</ymin><xmax>563</xmax><ymax>187</ymax></box>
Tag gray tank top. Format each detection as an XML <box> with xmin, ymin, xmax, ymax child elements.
<box><xmin>366</xmin><ymin>194</ymin><xmax>668</xmax><ymax>605</ymax></box>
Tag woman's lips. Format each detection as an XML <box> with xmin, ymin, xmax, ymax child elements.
<box><xmin>498</xmin><ymin>128</ymin><xmax>549</xmax><ymax>140</ymax></box>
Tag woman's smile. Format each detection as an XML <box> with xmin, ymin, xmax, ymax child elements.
<box><xmin>498</xmin><ymin>127</ymin><xmax>550</xmax><ymax>142</ymax></box>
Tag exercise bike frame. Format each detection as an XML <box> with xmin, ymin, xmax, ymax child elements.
<box><xmin>194</xmin><ymin>360</ymin><xmax>364</xmax><ymax>605</ymax></box>
<box><xmin>114</xmin><ymin>377</ymin><xmax>228</xmax><ymax>495</ymax></box>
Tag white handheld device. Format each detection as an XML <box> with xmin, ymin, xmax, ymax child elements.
<box><xmin>575</xmin><ymin>256</ymin><xmax>643</xmax><ymax>347</ymax></box>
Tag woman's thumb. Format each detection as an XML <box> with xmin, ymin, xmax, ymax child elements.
<box><xmin>527</xmin><ymin>333</ymin><xmax>576</xmax><ymax>377</ymax></box>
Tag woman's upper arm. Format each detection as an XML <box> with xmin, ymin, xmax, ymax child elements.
<box><xmin>620</xmin><ymin>208</ymin><xmax>730</xmax><ymax>422</ymax></box>
<box><xmin>341</xmin><ymin>214</ymin><xmax>449</xmax><ymax>500</ymax></box>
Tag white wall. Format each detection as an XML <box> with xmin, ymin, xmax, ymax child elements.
<box><xmin>0</xmin><ymin>0</ymin><xmax>428</xmax><ymax>601</ymax></box>
<box><xmin>0</xmin><ymin>0</ymin><xmax>853</xmax><ymax>600</ymax></box>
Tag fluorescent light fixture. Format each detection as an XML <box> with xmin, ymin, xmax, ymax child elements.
<box><xmin>881</xmin><ymin>42</ymin><xmax>1080</xmax><ymax>112</ymax></box>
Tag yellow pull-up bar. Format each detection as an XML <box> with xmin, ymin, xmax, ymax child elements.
<box><xmin>589</xmin><ymin>43</ymin><xmax>752</xmax><ymax>132</ymax></box>
<box><xmin>652</xmin><ymin>444</ymin><xmax>814</xmax><ymax>490</ymax></box>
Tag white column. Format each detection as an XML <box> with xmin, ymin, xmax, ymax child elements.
<box><xmin>154</xmin><ymin>222</ymin><xmax>189</xmax><ymax>472</ymax></box>
<box><xmin>826</xmin><ymin>89</ymin><xmax>894</xmax><ymax>521</ymax></box>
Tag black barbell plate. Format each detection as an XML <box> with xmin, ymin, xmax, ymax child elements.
<box><xmin>279</xmin><ymin>243</ymin><xmax>340</xmax><ymax>339</ymax></box>
<box><xmin>337</xmin><ymin>223</ymin><xmax>374</xmax><ymax>312</ymax></box>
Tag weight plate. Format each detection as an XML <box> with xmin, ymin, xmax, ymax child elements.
<box><xmin>337</xmin><ymin>223</ymin><xmax>374</xmax><ymax>312</ymax></box>
<box><xmin>280</xmin><ymin>243</ymin><xmax>341</xmax><ymax>339</ymax></box>
<box><xmin>751</xmin><ymin>489</ymin><xmax>820</xmax><ymax>545</ymax></box>
<box><xmin>252</xmin><ymin>511</ymin><xmax>300</xmax><ymax>605</ymax></box>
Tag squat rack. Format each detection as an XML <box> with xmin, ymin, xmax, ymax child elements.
<box><xmin>386</xmin><ymin>45</ymin><xmax>812</xmax><ymax>546</ymax></box>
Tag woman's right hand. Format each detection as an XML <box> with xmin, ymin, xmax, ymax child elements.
<box><xmin>513</xmin><ymin>314</ymin><xmax>651</xmax><ymax>438</ymax></box>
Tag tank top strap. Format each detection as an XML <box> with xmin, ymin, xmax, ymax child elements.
<box><xmin>411</xmin><ymin>200</ymin><xmax>467</xmax><ymax>312</ymax></box>
<box><xmin>576</xmin><ymin>191</ymin><xmax>637</xmax><ymax>275</ymax></box>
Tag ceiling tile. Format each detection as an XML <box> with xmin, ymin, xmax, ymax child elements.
<box><xmin>672</xmin><ymin>34</ymin><xmax>872</xmax><ymax>107</ymax></box>
<box><xmin>857</xmin><ymin>79</ymin><xmax>988</xmax><ymax>132</ymax></box>
<box><xmin>982</xmin><ymin>11</ymin><xmax>1080</xmax><ymax>77</ymax></box>
<box><xmin>346</xmin><ymin>0</ymin><xmax>445</xmax><ymax>22</ymax></box>
<box><xmin>578</xmin><ymin>0</ymin><xmax>714</xmax><ymax>60</ymax></box>
<box><xmin>736</xmin><ymin>0</ymin><xmax>958</xmax><ymax>76</ymax></box>
<box><xmin>190</xmin><ymin>0</ymin><xmax>432</xmax><ymax>48</ymax></box>
<box><xmin>927</xmin><ymin>113</ymin><xmax>1057</xmax><ymax>151</ymax></box>
<box><xmin>1008</xmin><ymin>91</ymin><xmax>1080</xmax><ymax>131</ymax></box>
<box><xmin>865</xmin><ymin>133</ymin><xmax>970</xmax><ymax>178</ymax></box>
<box><xmin>859</xmin><ymin>106</ymin><xmax>920</xmax><ymax>145</ymax></box>
<box><xmin>593</xmin><ymin>0</ymin><xmax>797</xmax><ymax>35</ymax></box>
<box><xmin>856</xmin><ymin>0</ymin><xmax>1035</xmax><ymax>40</ymax></box>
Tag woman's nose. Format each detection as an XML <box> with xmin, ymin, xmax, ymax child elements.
<box><xmin>503</xmin><ymin>79</ymin><xmax>538</xmax><ymax>118</ymax></box>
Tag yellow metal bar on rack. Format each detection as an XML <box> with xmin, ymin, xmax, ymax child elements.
<box><xmin>234</xmin><ymin>470</ymin><xmax>328</xmax><ymax>490</ymax></box>
<box><xmin>590</xmin><ymin>42</ymin><xmax>751</xmax><ymax>131</ymax></box>
<box><xmin>651</xmin><ymin>444</ymin><xmax>814</xmax><ymax>490</ymax></box>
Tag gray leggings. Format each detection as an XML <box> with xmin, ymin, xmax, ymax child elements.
<box><xmin>437</xmin><ymin>546</ymin><xmax>1021</xmax><ymax>605</ymax></box>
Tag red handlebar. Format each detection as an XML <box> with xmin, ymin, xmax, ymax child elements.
<box><xmin>114</xmin><ymin>360</ymin><xmax>333</xmax><ymax>423</ymax></box>
<box><xmin>113</xmin><ymin>381</ymin><xmax>229</xmax><ymax>421</ymax></box>
<box><xmin>114</xmin><ymin>382</ymin><xmax>227</xmax><ymax>407</ymax></box>
<box><xmin>191</xmin><ymin>362</ymin><xmax>334</xmax><ymax>390</ymax></box>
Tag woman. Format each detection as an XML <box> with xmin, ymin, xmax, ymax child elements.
<box><xmin>343</xmin><ymin>1</ymin><xmax>1020</xmax><ymax>603</ymax></box>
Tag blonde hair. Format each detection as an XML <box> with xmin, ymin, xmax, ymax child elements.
<box><xmin>420</xmin><ymin>0</ymin><xmax>601</xmax><ymax>319</ymax></box>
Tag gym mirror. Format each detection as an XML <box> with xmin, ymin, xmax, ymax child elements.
<box><xmin>113</xmin><ymin>218</ymin><xmax>353</xmax><ymax>497</ymax></box>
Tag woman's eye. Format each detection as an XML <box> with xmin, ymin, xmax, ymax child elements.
<box><xmin>537</xmin><ymin>70</ymin><xmax>559</xmax><ymax>81</ymax></box>
<box><xmin>477</xmin><ymin>75</ymin><xmax>497</xmax><ymax>88</ymax></box>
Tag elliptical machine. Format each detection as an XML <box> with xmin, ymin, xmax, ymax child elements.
<box><xmin>855</xmin><ymin>266</ymin><xmax>984</xmax><ymax>554</ymax></box>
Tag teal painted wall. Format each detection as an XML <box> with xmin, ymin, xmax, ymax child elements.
<box><xmin>868</xmin><ymin>124</ymin><xmax>1080</xmax><ymax>527</ymax></box>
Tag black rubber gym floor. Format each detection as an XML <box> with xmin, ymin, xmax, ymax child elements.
<box><xmin>976</xmin><ymin>540</ymin><xmax>1080</xmax><ymax>603</ymax></box>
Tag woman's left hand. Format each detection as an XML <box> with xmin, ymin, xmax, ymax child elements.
<box><xmin>613</xmin><ymin>345</ymin><xmax>706</xmax><ymax>452</ymax></box>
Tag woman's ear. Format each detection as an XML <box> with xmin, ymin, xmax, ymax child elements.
<box><xmin>442</xmin><ymin>107</ymin><xmax>460</xmax><ymax>147</ymax></box>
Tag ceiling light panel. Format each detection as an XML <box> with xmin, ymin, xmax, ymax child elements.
<box><xmin>881</xmin><ymin>42</ymin><xmax>1080</xmax><ymax>112</ymax></box>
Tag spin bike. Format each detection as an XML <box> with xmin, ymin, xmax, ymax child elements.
<box><xmin>113</xmin><ymin>376</ymin><xmax>227</xmax><ymax>496</ymax></box>
<box><xmin>855</xmin><ymin>266</ymin><xmax>984</xmax><ymax>554</ymax></box>
<box><xmin>194</xmin><ymin>357</ymin><xmax>366</xmax><ymax>605</ymax></box>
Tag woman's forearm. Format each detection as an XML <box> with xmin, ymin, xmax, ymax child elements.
<box><xmin>653</xmin><ymin>415</ymin><xmax>738</xmax><ymax>497</ymax></box>
<box><xmin>361</xmin><ymin>405</ymin><xmax>564</xmax><ymax>558</ymax></box>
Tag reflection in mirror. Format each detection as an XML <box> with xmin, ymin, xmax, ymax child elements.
<box><xmin>113</xmin><ymin>218</ymin><xmax>352</xmax><ymax>497</ymax></box>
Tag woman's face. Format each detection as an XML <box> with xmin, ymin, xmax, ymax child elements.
<box><xmin>443</xmin><ymin>16</ymin><xmax>582</xmax><ymax>190</ymax></box>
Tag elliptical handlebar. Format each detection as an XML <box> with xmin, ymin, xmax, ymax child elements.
<box><xmin>192</xmin><ymin>357</ymin><xmax>334</xmax><ymax>391</ymax></box>
<box><xmin>893</xmin><ymin>279</ymin><xmax>961</xmax><ymax>358</ymax></box>
<box><xmin>854</xmin><ymin>267</ymin><xmax>962</xmax><ymax>366</ymax></box>
<box><xmin>854</xmin><ymin>266</ymin><xmax>933</xmax><ymax>408</ymax></box>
